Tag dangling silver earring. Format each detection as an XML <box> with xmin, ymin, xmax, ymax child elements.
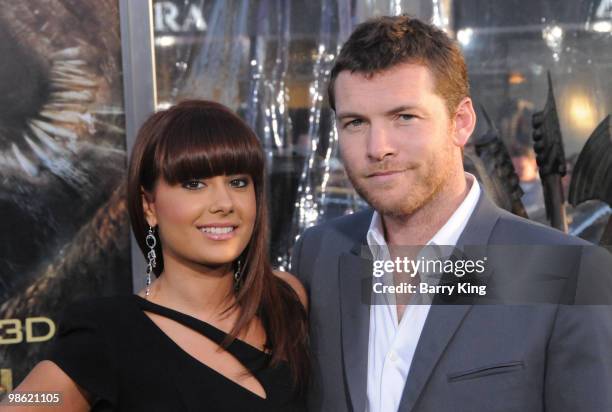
<box><xmin>233</xmin><ymin>259</ymin><xmax>242</xmax><ymax>292</ymax></box>
<box><xmin>145</xmin><ymin>225</ymin><xmax>157</xmax><ymax>297</ymax></box>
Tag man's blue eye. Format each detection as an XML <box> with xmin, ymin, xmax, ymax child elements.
<box><xmin>399</xmin><ymin>114</ymin><xmax>415</xmax><ymax>121</ymax></box>
<box><xmin>345</xmin><ymin>119</ymin><xmax>363</xmax><ymax>128</ymax></box>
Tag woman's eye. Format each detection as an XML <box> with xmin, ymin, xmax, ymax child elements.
<box><xmin>182</xmin><ymin>180</ymin><xmax>205</xmax><ymax>190</ymax></box>
<box><xmin>230</xmin><ymin>177</ymin><xmax>249</xmax><ymax>188</ymax></box>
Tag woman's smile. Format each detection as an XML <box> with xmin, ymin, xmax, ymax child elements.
<box><xmin>198</xmin><ymin>223</ymin><xmax>239</xmax><ymax>240</ymax></box>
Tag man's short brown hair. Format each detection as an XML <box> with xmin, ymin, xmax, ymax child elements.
<box><xmin>328</xmin><ymin>15</ymin><xmax>470</xmax><ymax>115</ymax></box>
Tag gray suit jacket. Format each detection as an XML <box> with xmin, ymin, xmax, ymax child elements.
<box><xmin>291</xmin><ymin>192</ymin><xmax>612</xmax><ymax>412</ymax></box>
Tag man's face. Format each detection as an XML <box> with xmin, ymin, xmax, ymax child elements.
<box><xmin>512</xmin><ymin>154</ymin><xmax>539</xmax><ymax>183</ymax></box>
<box><xmin>334</xmin><ymin>63</ymin><xmax>465</xmax><ymax>218</ymax></box>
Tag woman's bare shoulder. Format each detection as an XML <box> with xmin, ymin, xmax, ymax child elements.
<box><xmin>273</xmin><ymin>270</ymin><xmax>308</xmax><ymax>310</ymax></box>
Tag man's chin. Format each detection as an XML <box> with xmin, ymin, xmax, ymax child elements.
<box><xmin>362</xmin><ymin>194</ymin><xmax>421</xmax><ymax>217</ymax></box>
<box><xmin>351</xmin><ymin>178</ymin><xmax>425</xmax><ymax>215</ymax></box>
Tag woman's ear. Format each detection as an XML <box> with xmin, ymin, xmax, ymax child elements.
<box><xmin>452</xmin><ymin>97</ymin><xmax>477</xmax><ymax>148</ymax></box>
<box><xmin>141</xmin><ymin>188</ymin><xmax>157</xmax><ymax>227</ymax></box>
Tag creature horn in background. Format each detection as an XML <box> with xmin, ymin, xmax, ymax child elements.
<box><xmin>568</xmin><ymin>115</ymin><xmax>612</xmax><ymax>245</ymax></box>
<box><xmin>473</xmin><ymin>107</ymin><xmax>528</xmax><ymax>218</ymax></box>
<box><xmin>532</xmin><ymin>72</ymin><xmax>568</xmax><ymax>232</ymax></box>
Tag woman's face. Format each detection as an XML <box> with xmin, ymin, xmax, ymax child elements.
<box><xmin>143</xmin><ymin>174</ymin><xmax>257</xmax><ymax>271</ymax></box>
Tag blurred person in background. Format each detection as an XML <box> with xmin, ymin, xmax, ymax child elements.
<box><xmin>511</xmin><ymin>144</ymin><xmax>545</xmax><ymax>221</ymax></box>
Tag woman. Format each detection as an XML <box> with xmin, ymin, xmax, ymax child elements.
<box><xmin>5</xmin><ymin>100</ymin><xmax>309</xmax><ymax>411</ymax></box>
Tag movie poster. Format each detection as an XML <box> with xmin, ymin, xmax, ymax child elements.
<box><xmin>0</xmin><ymin>0</ymin><xmax>131</xmax><ymax>395</ymax></box>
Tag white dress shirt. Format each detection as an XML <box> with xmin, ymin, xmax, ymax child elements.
<box><xmin>365</xmin><ymin>174</ymin><xmax>481</xmax><ymax>412</ymax></box>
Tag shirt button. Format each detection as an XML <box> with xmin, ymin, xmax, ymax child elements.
<box><xmin>389</xmin><ymin>351</ymin><xmax>398</xmax><ymax>362</ymax></box>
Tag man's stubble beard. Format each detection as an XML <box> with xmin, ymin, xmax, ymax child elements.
<box><xmin>344</xmin><ymin>145</ymin><xmax>455</xmax><ymax>220</ymax></box>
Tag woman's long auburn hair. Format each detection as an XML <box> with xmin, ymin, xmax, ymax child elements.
<box><xmin>127</xmin><ymin>100</ymin><xmax>309</xmax><ymax>397</ymax></box>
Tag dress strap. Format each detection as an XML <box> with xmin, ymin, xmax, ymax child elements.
<box><xmin>133</xmin><ymin>295</ymin><xmax>269</xmax><ymax>371</ymax></box>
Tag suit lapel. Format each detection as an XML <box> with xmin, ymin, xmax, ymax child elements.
<box><xmin>339</xmin><ymin>238</ymin><xmax>372</xmax><ymax>412</ymax></box>
<box><xmin>398</xmin><ymin>192</ymin><xmax>502</xmax><ymax>412</ymax></box>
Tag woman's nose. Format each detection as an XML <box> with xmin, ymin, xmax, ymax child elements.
<box><xmin>208</xmin><ymin>184</ymin><xmax>234</xmax><ymax>214</ymax></box>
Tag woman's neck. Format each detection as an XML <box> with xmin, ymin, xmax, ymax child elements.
<box><xmin>144</xmin><ymin>258</ymin><xmax>238</xmax><ymax>321</ymax></box>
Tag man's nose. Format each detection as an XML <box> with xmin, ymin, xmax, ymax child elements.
<box><xmin>208</xmin><ymin>184</ymin><xmax>234</xmax><ymax>214</ymax></box>
<box><xmin>367</xmin><ymin>124</ymin><xmax>397</xmax><ymax>161</ymax></box>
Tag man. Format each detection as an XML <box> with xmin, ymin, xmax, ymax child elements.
<box><xmin>510</xmin><ymin>144</ymin><xmax>545</xmax><ymax>220</ymax></box>
<box><xmin>291</xmin><ymin>16</ymin><xmax>612</xmax><ymax>412</ymax></box>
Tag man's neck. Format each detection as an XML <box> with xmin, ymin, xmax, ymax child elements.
<box><xmin>383</xmin><ymin>173</ymin><xmax>470</xmax><ymax>246</ymax></box>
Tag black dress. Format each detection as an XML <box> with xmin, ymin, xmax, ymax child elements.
<box><xmin>47</xmin><ymin>295</ymin><xmax>305</xmax><ymax>411</ymax></box>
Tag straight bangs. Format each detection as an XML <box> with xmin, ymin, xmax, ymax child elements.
<box><xmin>155</xmin><ymin>106</ymin><xmax>264</xmax><ymax>186</ymax></box>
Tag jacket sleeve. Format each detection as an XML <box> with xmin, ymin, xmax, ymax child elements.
<box><xmin>544</xmin><ymin>245</ymin><xmax>612</xmax><ymax>411</ymax></box>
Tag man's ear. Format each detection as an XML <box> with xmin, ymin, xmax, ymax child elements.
<box><xmin>452</xmin><ymin>97</ymin><xmax>477</xmax><ymax>148</ymax></box>
<box><xmin>141</xmin><ymin>188</ymin><xmax>157</xmax><ymax>227</ymax></box>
